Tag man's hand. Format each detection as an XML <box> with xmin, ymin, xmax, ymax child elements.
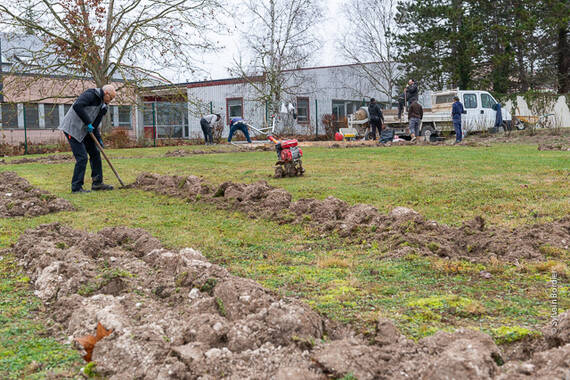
<box><xmin>86</xmin><ymin>124</ymin><xmax>94</xmax><ymax>133</ymax></box>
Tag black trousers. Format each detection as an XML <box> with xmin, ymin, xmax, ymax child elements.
<box><xmin>370</xmin><ymin>121</ymin><xmax>382</xmax><ymax>140</ymax></box>
<box><xmin>65</xmin><ymin>133</ymin><xmax>103</xmax><ymax>191</ymax></box>
<box><xmin>200</xmin><ymin>118</ymin><xmax>213</xmax><ymax>144</ymax></box>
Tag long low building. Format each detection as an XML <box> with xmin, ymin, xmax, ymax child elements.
<box><xmin>0</xmin><ymin>33</ymin><xmax>138</xmax><ymax>145</ymax></box>
<box><xmin>138</xmin><ymin>63</ymin><xmax>407</xmax><ymax>140</ymax></box>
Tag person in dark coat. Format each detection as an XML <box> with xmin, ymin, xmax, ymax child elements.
<box><xmin>227</xmin><ymin>117</ymin><xmax>252</xmax><ymax>143</ymax></box>
<box><xmin>368</xmin><ymin>98</ymin><xmax>384</xmax><ymax>140</ymax></box>
<box><xmin>58</xmin><ymin>85</ymin><xmax>116</xmax><ymax>193</ymax></box>
<box><xmin>451</xmin><ymin>96</ymin><xmax>465</xmax><ymax>143</ymax></box>
<box><xmin>397</xmin><ymin>93</ymin><xmax>405</xmax><ymax>120</ymax></box>
<box><xmin>405</xmin><ymin>79</ymin><xmax>418</xmax><ymax>106</ymax></box>
<box><xmin>493</xmin><ymin>102</ymin><xmax>503</xmax><ymax>131</ymax></box>
<box><xmin>408</xmin><ymin>100</ymin><xmax>423</xmax><ymax>142</ymax></box>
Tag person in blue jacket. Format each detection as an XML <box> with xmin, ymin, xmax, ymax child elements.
<box><xmin>227</xmin><ymin>117</ymin><xmax>252</xmax><ymax>143</ymax></box>
<box><xmin>451</xmin><ymin>96</ymin><xmax>465</xmax><ymax>143</ymax></box>
<box><xmin>58</xmin><ymin>85</ymin><xmax>116</xmax><ymax>193</ymax></box>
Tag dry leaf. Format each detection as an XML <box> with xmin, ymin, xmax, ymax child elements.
<box><xmin>75</xmin><ymin>335</ymin><xmax>97</xmax><ymax>362</ymax></box>
<box><xmin>96</xmin><ymin>322</ymin><xmax>113</xmax><ymax>341</ymax></box>
<box><xmin>75</xmin><ymin>322</ymin><xmax>113</xmax><ymax>362</ymax></box>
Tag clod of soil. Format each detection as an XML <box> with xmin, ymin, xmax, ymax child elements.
<box><xmin>2</xmin><ymin>154</ymin><xmax>74</xmax><ymax>165</ymax></box>
<box><xmin>133</xmin><ymin>173</ymin><xmax>570</xmax><ymax>264</ymax></box>
<box><xmin>164</xmin><ymin>145</ymin><xmax>271</xmax><ymax>157</ymax></box>
<box><xmin>538</xmin><ymin>143</ymin><xmax>570</xmax><ymax>151</ymax></box>
<box><xmin>0</xmin><ymin>171</ymin><xmax>74</xmax><ymax>217</ymax></box>
<box><xmin>14</xmin><ymin>224</ymin><xmax>570</xmax><ymax>379</ymax></box>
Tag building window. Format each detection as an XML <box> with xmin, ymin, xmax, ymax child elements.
<box><xmin>1</xmin><ymin>103</ymin><xmax>19</xmax><ymax>128</ymax></box>
<box><xmin>143</xmin><ymin>103</ymin><xmax>155</xmax><ymax>125</ymax></box>
<box><xmin>113</xmin><ymin>105</ymin><xmax>132</xmax><ymax>129</ymax></box>
<box><xmin>463</xmin><ymin>94</ymin><xmax>477</xmax><ymax>109</ymax></box>
<box><xmin>332</xmin><ymin>100</ymin><xmax>345</xmax><ymax>120</ymax></box>
<box><xmin>156</xmin><ymin>102</ymin><xmax>186</xmax><ymax>138</ymax></box>
<box><xmin>64</xmin><ymin>104</ymin><xmax>72</xmax><ymax>116</ymax></box>
<box><xmin>226</xmin><ymin>98</ymin><xmax>243</xmax><ymax>123</ymax></box>
<box><xmin>332</xmin><ymin>100</ymin><xmax>362</xmax><ymax>120</ymax></box>
<box><xmin>44</xmin><ymin>104</ymin><xmax>60</xmax><ymax>129</ymax></box>
<box><xmin>296</xmin><ymin>97</ymin><xmax>310</xmax><ymax>123</ymax></box>
<box><xmin>24</xmin><ymin>104</ymin><xmax>39</xmax><ymax>129</ymax></box>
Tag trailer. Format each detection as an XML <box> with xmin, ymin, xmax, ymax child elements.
<box><xmin>348</xmin><ymin>90</ymin><xmax>516</xmax><ymax>141</ymax></box>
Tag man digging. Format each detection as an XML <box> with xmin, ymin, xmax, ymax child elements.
<box><xmin>59</xmin><ymin>85</ymin><xmax>116</xmax><ymax>193</ymax></box>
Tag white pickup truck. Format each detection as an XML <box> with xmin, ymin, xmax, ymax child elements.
<box><xmin>348</xmin><ymin>90</ymin><xmax>517</xmax><ymax>141</ymax></box>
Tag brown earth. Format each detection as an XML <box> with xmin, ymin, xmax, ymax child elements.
<box><xmin>13</xmin><ymin>223</ymin><xmax>570</xmax><ymax>379</ymax></box>
<box><xmin>165</xmin><ymin>145</ymin><xmax>272</xmax><ymax>157</ymax></box>
<box><xmin>0</xmin><ymin>154</ymin><xmax>75</xmax><ymax>165</ymax></box>
<box><xmin>0</xmin><ymin>171</ymin><xmax>74</xmax><ymax>217</ymax></box>
<box><xmin>133</xmin><ymin>173</ymin><xmax>570</xmax><ymax>264</ymax></box>
<box><xmin>538</xmin><ymin>143</ymin><xmax>570</xmax><ymax>151</ymax></box>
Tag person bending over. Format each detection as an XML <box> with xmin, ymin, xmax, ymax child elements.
<box><xmin>227</xmin><ymin>117</ymin><xmax>252</xmax><ymax>143</ymax></box>
<box><xmin>200</xmin><ymin>113</ymin><xmax>221</xmax><ymax>145</ymax></box>
<box><xmin>58</xmin><ymin>85</ymin><xmax>116</xmax><ymax>193</ymax></box>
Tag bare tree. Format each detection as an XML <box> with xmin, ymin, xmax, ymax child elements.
<box><xmin>229</xmin><ymin>0</ymin><xmax>323</xmax><ymax>116</ymax></box>
<box><xmin>0</xmin><ymin>0</ymin><xmax>222</xmax><ymax>98</ymax></box>
<box><xmin>339</xmin><ymin>0</ymin><xmax>401</xmax><ymax>108</ymax></box>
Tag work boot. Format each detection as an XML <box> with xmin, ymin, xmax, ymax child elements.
<box><xmin>411</xmin><ymin>135</ymin><xmax>417</xmax><ymax>142</ymax></box>
<box><xmin>72</xmin><ymin>188</ymin><xmax>91</xmax><ymax>194</ymax></box>
<box><xmin>92</xmin><ymin>183</ymin><xmax>114</xmax><ymax>191</ymax></box>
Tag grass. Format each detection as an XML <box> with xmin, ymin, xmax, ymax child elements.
<box><xmin>0</xmin><ymin>142</ymin><xmax>569</xmax><ymax>376</ymax></box>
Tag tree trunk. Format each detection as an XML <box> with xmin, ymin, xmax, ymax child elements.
<box><xmin>557</xmin><ymin>26</ymin><xmax>569</xmax><ymax>94</ymax></box>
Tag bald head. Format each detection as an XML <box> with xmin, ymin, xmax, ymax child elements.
<box><xmin>102</xmin><ymin>84</ymin><xmax>116</xmax><ymax>104</ymax></box>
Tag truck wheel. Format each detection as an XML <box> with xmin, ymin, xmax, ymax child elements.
<box><xmin>420</xmin><ymin>125</ymin><xmax>437</xmax><ymax>142</ymax></box>
<box><xmin>513</xmin><ymin>117</ymin><xmax>525</xmax><ymax>130</ymax></box>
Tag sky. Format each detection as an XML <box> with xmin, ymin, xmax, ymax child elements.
<box><xmin>184</xmin><ymin>0</ymin><xmax>346</xmax><ymax>83</ymax></box>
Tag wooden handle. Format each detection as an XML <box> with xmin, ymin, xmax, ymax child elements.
<box><xmin>89</xmin><ymin>133</ymin><xmax>125</xmax><ymax>187</ymax></box>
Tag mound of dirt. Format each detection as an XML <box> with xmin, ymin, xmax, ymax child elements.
<box><xmin>13</xmin><ymin>224</ymin><xmax>570</xmax><ymax>379</ymax></box>
<box><xmin>133</xmin><ymin>173</ymin><xmax>570</xmax><ymax>263</ymax></box>
<box><xmin>164</xmin><ymin>145</ymin><xmax>271</xmax><ymax>157</ymax></box>
<box><xmin>0</xmin><ymin>171</ymin><xmax>74</xmax><ymax>217</ymax></box>
<box><xmin>538</xmin><ymin>143</ymin><xmax>570</xmax><ymax>151</ymax></box>
<box><xmin>3</xmin><ymin>154</ymin><xmax>75</xmax><ymax>165</ymax></box>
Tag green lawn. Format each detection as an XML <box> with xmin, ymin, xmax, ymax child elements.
<box><xmin>1</xmin><ymin>142</ymin><xmax>569</xmax><ymax>377</ymax></box>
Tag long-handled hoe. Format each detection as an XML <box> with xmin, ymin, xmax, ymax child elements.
<box><xmin>89</xmin><ymin>133</ymin><xmax>125</xmax><ymax>188</ymax></box>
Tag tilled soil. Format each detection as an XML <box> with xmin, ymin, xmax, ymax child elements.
<box><xmin>133</xmin><ymin>173</ymin><xmax>570</xmax><ymax>264</ymax></box>
<box><xmin>165</xmin><ymin>145</ymin><xmax>272</xmax><ymax>157</ymax></box>
<box><xmin>13</xmin><ymin>223</ymin><xmax>570</xmax><ymax>379</ymax></box>
<box><xmin>1</xmin><ymin>154</ymin><xmax>75</xmax><ymax>165</ymax></box>
<box><xmin>0</xmin><ymin>171</ymin><xmax>74</xmax><ymax>217</ymax></box>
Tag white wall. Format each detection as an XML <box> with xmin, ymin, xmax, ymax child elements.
<box><xmin>504</xmin><ymin>95</ymin><xmax>570</xmax><ymax>128</ymax></box>
<box><xmin>186</xmin><ymin>64</ymin><xmax>396</xmax><ymax>137</ymax></box>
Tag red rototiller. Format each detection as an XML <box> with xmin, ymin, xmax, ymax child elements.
<box><xmin>268</xmin><ymin>135</ymin><xmax>305</xmax><ymax>178</ymax></box>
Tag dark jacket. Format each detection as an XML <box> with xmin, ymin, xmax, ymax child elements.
<box><xmin>368</xmin><ymin>102</ymin><xmax>384</xmax><ymax>125</ymax></box>
<box><xmin>493</xmin><ymin>103</ymin><xmax>503</xmax><ymax>127</ymax></box>
<box><xmin>59</xmin><ymin>88</ymin><xmax>106</xmax><ymax>142</ymax></box>
<box><xmin>408</xmin><ymin>102</ymin><xmax>423</xmax><ymax>119</ymax></box>
<box><xmin>405</xmin><ymin>83</ymin><xmax>418</xmax><ymax>103</ymax></box>
<box><xmin>452</xmin><ymin>101</ymin><xmax>464</xmax><ymax>121</ymax></box>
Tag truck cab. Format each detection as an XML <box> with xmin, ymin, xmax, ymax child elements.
<box><xmin>432</xmin><ymin>90</ymin><xmax>513</xmax><ymax>133</ymax></box>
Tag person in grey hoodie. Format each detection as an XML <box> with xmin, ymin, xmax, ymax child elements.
<box><xmin>59</xmin><ymin>85</ymin><xmax>116</xmax><ymax>193</ymax></box>
<box><xmin>200</xmin><ymin>113</ymin><xmax>221</xmax><ymax>145</ymax></box>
